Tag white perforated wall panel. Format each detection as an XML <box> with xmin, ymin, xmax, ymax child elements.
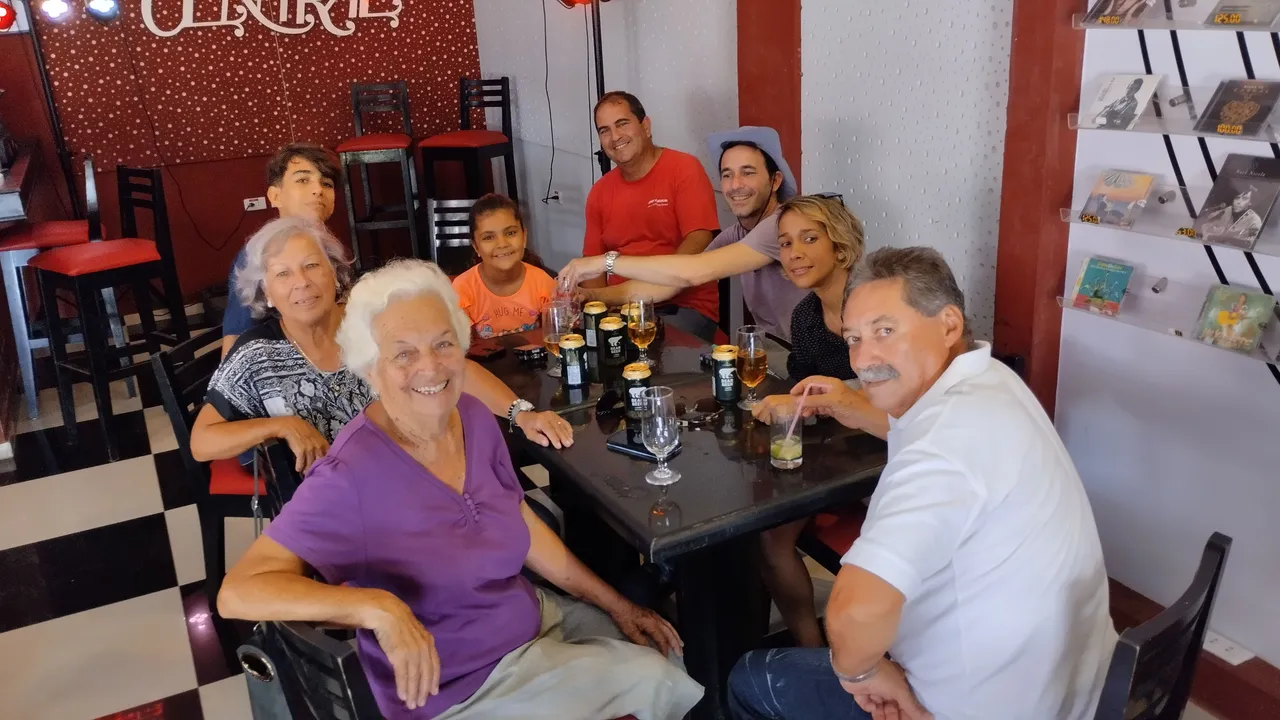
<box><xmin>800</xmin><ymin>1</ymin><xmax>1014</xmax><ymax>339</ymax></box>
<box><xmin>473</xmin><ymin>0</ymin><xmax>738</xmax><ymax>270</ymax></box>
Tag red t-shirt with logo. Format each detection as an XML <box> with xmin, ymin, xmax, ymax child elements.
<box><xmin>582</xmin><ymin>148</ymin><xmax>720</xmax><ymax>322</ymax></box>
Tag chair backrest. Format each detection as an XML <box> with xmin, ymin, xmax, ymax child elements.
<box><xmin>149</xmin><ymin>326</ymin><xmax>226</xmax><ymax>481</ymax></box>
<box><xmin>425</xmin><ymin>198</ymin><xmax>478</xmax><ymax>263</ymax></box>
<box><xmin>273</xmin><ymin>621</ymin><xmax>384</xmax><ymax>720</ymax></box>
<box><xmin>1093</xmin><ymin>532</ymin><xmax>1233</xmax><ymax>720</ymax></box>
<box><xmin>116</xmin><ymin>164</ymin><xmax>180</xmax><ymax>282</ymax></box>
<box><xmin>459</xmin><ymin>77</ymin><xmax>512</xmax><ymax>140</ymax></box>
<box><xmin>350</xmin><ymin>81</ymin><xmax>412</xmax><ymax>138</ymax></box>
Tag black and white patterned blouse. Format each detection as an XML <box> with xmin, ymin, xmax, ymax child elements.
<box><xmin>206</xmin><ymin>317</ymin><xmax>374</xmax><ymax>444</ymax></box>
<box><xmin>786</xmin><ymin>292</ymin><xmax>856</xmax><ymax>382</ymax></box>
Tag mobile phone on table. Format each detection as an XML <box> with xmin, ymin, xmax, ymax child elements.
<box><xmin>605</xmin><ymin>428</ymin><xmax>682</xmax><ymax>462</ymax></box>
<box><xmin>466</xmin><ymin>340</ymin><xmax>506</xmax><ymax>361</ymax></box>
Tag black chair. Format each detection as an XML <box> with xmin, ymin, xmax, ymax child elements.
<box><xmin>418</xmin><ymin>77</ymin><xmax>518</xmax><ymax>202</ymax></box>
<box><xmin>1094</xmin><ymin>532</ymin><xmax>1233</xmax><ymax>720</ymax></box>
<box><xmin>423</xmin><ymin>197</ymin><xmax>477</xmax><ymax>265</ymax></box>
<box><xmin>239</xmin><ymin>621</ymin><xmax>383</xmax><ymax>720</ymax></box>
<box><xmin>151</xmin><ymin>326</ymin><xmax>272</xmax><ymax>611</ymax></box>
<box><xmin>336</xmin><ymin>81</ymin><xmax>420</xmax><ymax>272</ymax></box>
<box><xmin>32</xmin><ymin>164</ymin><xmax>189</xmax><ymax>458</ymax></box>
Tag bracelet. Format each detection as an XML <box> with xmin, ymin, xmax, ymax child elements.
<box><xmin>830</xmin><ymin>651</ymin><xmax>879</xmax><ymax>684</ymax></box>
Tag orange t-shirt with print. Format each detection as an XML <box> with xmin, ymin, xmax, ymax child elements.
<box><xmin>453</xmin><ymin>263</ymin><xmax>557</xmax><ymax>339</ymax></box>
<box><xmin>583</xmin><ymin>148</ymin><xmax>720</xmax><ymax>322</ymax></box>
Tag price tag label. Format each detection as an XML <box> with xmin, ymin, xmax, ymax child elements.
<box><xmin>1214</xmin><ymin>12</ymin><xmax>1243</xmax><ymax>24</ymax></box>
<box><xmin>1216</xmin><ymin>123</ymin><xmax>1244</xmax><ymax>135</ymax></box>
<box><xmin>1176</xmin><ymin>227</ymin><xmax>1198</xmax><ymax>238</ymax></box>
<box><xmin>1079</xmin><ymin>214</ymin><xmax>1101</xmax><ymax>225</ymax></box>
<box><xmin>1098</xmin><ymin>15</ymin><xmax>1122</xmax><ymax>24</ymax></box>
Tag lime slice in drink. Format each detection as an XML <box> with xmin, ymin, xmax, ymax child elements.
<box><xmin>770</xmin><ymin>438</ymin><xmax>802</xmax><ymax>461</ymax></box>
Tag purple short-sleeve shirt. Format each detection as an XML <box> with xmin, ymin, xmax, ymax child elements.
<box><xmin>264</xmin><ymin>394</ymin><xmax>541</xmax><ymax>719</ymax></box>
<box><xmin>705</xmin><ymin>210</ymin><xmax>809</xmax><ymax>341</ymax></box>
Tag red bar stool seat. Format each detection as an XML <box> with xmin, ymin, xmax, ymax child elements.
<box><xmin>337</xmin><ymin>81</ymin><xmax>420</xmax><ymax>272</ymax></box>
<box><xmin>31</xmin><ymin>165</ymin><xmax>189</xmax><ymax>460</ymax></box>
<box><xmin>334</xmin><ymin>132</ymin><xmax>413</xmax><ymax>153</ymax></box>
<box><xmin>418</xmin><ymin>128</ymin><xmax>508</xmax><ymax>149</ymax></box>
<box><xmin>0</xmin><ymin>219</ymin><xmax>91</xmax><ymax>251</ymax></box>
<box><xmin>28</xmin><ymin>237</ymin><xmax>161</xmax><ymax>276</ymax></box>
<box><xmin>797</xmin><ymin>501</ymin><xmax>869</xmax><ymax>575</ymax></box>
<box><xmin>418</xmin><ymin>76</ymin><xmax>519</xmax><ymax>213</ymax></box>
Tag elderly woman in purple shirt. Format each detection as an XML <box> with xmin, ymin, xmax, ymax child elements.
<box><xmin>217</xmin><ymin>259</ymin><xmax>702</xmax><ymax>719</ymax></box>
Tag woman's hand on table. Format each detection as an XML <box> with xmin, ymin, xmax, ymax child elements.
<box><xmin>363</xmin><ymin>589</ymin><xmax>440</xmax><ymax>711</ymax></box>
<box><xmin>608</xmin><ymin>600</ymin><xmax>684</xmax><ymax>657</ymax></box>
<box><xmin>516</xmin><ymin>410</ymin><xmax>575</xmax><ymax>449</ymax></box>
<box><xmin>274</xmin><ymin>416</ymin><xmax>330</xmax><ymax>472</ymax></box>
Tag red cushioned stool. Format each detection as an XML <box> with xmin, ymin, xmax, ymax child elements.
<box><xmin>337</xmin><ymin>81</ymin><xmax>420</xmax><ymax>272</ymax></box>
<box><xmin>418</xmin><ymin>77</ymin><xmax>519</xmax><ymax>206</ymax></box>
<box><xmin>0</xmin><ymin>155</ymin><xmax>136</xmax><ymax>419</ymax></box>
<box><xmin>796</xmin><ymin>501</ymin><xmax>869</xmax><ymax>576</ymax></box>
<box><xmin>29</xmin><ymin>165</ymin><xmax>189</xmax><ymax>458</ymax></box>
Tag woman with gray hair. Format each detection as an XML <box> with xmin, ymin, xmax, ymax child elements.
<box><xmin>192</xmin><ymin>218</ymin><xmax>573</xmax><ymax>473</ymax></box>
<box><xmin>218</xmin><ymin>258</ymin><xmax>702</xmax><ymax>720</ymax></box>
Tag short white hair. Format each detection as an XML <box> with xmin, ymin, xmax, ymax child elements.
<box><xmin>337</xmin><ymin>258</ymin><xmax>472</xmax><ymax>380</ymax></box>
<box><xmin>234</xmin><ymin>217</ymin><xmax>352</xmax><ymax>319</ymax></box>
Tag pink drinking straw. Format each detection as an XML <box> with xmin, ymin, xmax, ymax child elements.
<box><xmin>785</xmin><ymin>383</ymin><xmax>815</xmax><ymax>442</ymax></box>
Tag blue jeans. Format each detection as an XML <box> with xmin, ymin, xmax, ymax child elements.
<box><xmin>728</xmin><ymin>648</ymin><xmax>871</xmax><ymax>720</ymax></box>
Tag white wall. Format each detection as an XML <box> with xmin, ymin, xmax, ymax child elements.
<box><xmin>472</xmin><ymin>0</ymin><xmax>738</xmax><ymax>272</ymax></box>
<box><xmin>1061</xmin><ymin>30</ymin><xmax>1280</xmax><ymax>664</ymax></box>
<box><xmin>800</xmin><ymin>0</ymin><xmax>1013</xmax><ymax>340</ymax></box>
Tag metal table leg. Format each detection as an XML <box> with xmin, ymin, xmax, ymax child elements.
<box><xmin>2</xmin><ymin>250</ymin><xmax>39</xmax><ymax>419</ymax></box>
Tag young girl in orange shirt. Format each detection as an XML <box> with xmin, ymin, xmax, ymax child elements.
<box><xmin>452</xmin><ymin>194</ymin><xmax>558</xmax><ymax>339</ymax></box>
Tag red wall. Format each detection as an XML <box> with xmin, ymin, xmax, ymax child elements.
<box><xmin>20</xmin><ymin>0</ymin><xmax>482</xmax><ymax>296</ymax></box>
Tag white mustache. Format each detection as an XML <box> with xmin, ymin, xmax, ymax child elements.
<box><xmin>858</xmin><ymin>364</ymin><xmax>900</xmax><ymax>382</ymax></box>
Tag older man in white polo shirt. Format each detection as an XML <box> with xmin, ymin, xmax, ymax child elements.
<box><xmin>728</xmin><ymin>247</ymin><xmax>1117</xmax><ymax>720</ymax></box>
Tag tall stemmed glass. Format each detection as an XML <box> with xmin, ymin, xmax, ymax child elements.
<box><xmin>628</xmin><ymin>296</ymin><xmax>658</xmax><ymax>366</ymax></box>
<box><xmin>554</xmin><ymin>285</ymin><xmax>582</xmax><ymax>330</ymax></box>
<box><xmin>542</xmin><ymin>301</ymin><xmax>572</xmax><ymax>378</ymax></box>
<box><xmin>735</xmin><ymin>324</ymin><xmax>768</xmax><ymax>410</ymax></box>
<box><xmin>640</xmin><ymin>386</ymin><xmax>681</xmax><ymax>486</ymax></box>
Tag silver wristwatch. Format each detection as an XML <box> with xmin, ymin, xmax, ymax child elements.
<box><xmin>603</xmin><ymin>250</ymin><xmax>620</xmax><ymax>275</ymax></box>
<box><xmin>507</xmin><ymin>399</ymin><xmax>535</xmax><ymax>431</ymax></box>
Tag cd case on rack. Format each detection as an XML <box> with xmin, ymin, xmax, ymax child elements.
<box><xmin>1080</xmin><ymin>170</ymin><xmax>1157</xmax><ymax>228</ymax></box>
<box><xmin>1193</xmin><ymin>153</ymin><xmax>1280</xmax><ymax>250</ymax></box>
<box><xmin>1194</xmin><ymin>284</ymin><xmax>1276</xmax><ymax>353</ymax></box>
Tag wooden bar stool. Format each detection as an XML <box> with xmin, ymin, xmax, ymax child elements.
<box><xmin>28</xmin><ymin>165</ymin><xmax>189</xmax><ymax>458</ymax></box>
<box><xmin>336</xmin><ymin>81</ymin><xmax>419</xmax><ymax>272</ymax></box>
<box><xmin>418</xmin><ymin>77</ymin><xmax>518</xmax><ymax>203</ymax></box>
<box><xmin>0</xmin><ymin>155</ymin><xmax>133</xmax><ymax>418</ymax></box>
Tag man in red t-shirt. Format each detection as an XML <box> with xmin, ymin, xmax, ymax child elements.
<box><xmin>582</xmin><ymin>91</ymin><xmax>721</xmax><ymax>341</ymax></box>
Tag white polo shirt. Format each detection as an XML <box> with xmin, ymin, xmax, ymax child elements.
<box><xmin>842</xmin><ymin>342</ymin><xmax>1117</xmax><ymax>720</ymax></box>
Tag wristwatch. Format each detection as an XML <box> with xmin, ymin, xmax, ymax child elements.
<box><xmin>507</xmin><ymin>399</ymin><xmax>535</xmax><ymax>432</ymax></box>
<box><xmin>603</xmin><ymin>250</ymin><xmax>620</xmax><ymax>275</ymax></box>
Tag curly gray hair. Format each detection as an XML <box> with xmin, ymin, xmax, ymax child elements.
<box><xmin>233</xmin><ymin>217</ymin><xmax>352</xmax><ymax>319</ymax></box>
<box><xmin>337</xmin><ymin>258</ymin><xmax>473</xmax><ymax>381</ymax></box>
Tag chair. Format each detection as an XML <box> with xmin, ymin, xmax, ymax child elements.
<box><xmin>418</xmin><ymin>77</ymin><xmax>518</xmax><ymax>203</ymax></box>
<box><xmin>151</xmin><ymin>326</ymin><xmax>267</xmax><ymax>614</ymax></box>
<box><xmin>31</xmin><ymin>165</ymin><xmax>189</xmax><ymax>456</ymax></box>
<box><xmin>239</xmin><ymin>620</ymin><xmax>383</xmax><ymax>720</ymax></box>
<box><xmin>422</xmin><ymin>197</ymin><xmax>477</xmax><ymax>264</ymax></box>
<box><xmin>1093</xmin><ymin>532</ymin><xmax>1233</xmax><ymax>720</ymax></box>
<box><xmin>0</xmin><ymin>155</ymin><xmax>133</xmax><ymax>419</ymax></box>
<box><xmin>336</xmin><ymin>81</ymin><xmax>420</xmax><ymax>272</ymax></box>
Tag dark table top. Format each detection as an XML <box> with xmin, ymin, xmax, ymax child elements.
<box><xmin>525</xmin><ymin>380</ymin><xmax>887</xmax><ymax>563</ymax></box>
<box><xmin>473</xmin><ymin>325</ymin><xmax>717</xmax><ymax>412</ymax></box>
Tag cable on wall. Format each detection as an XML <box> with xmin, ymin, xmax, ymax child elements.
<box><xmin>540</xmin><ymin>0</ymin><xmax>557</xmax><ymax>204</ymax></box>
<box><xmin>584</xmin><ymin>4</ymin><xmax>595</xmax><ymax>182</ymax></box>
<box><xmin>115</xmin><ymin>26</ymin><xmax>249</xmax><ymax>254</ymax></box>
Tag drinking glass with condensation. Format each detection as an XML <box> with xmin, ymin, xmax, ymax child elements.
<box><xmin>770</xmin><ymin>406</ymin><xmax>803</xmax><ymax>470</ymax></box>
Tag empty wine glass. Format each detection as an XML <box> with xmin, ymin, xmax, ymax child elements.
<box><xmin>640</xmin><ymin>386</ymin><xmax>681</xmax><ymax>486</ymax></box>
<box><xmin>542</xmin><ymin>301</ymin><xmax>571</xmax><ymax>378</ymax></box>
<box><xmin>553</xmin><ymin>285</ymin><xmax>582</xmax><ymax>329</ymax></box>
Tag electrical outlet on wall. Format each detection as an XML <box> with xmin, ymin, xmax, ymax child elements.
<box><xmin>1203</xmin><ymin>630</ymin><xmax>1255</xmax><ymax>666</ymax></box>
<box><xmin>544</xmin><ymin>189</ymin><xmax>563</xmax><ymax>205</ymax></box>
<box><xmin>243</xmin><ymin>197</ymin><xmax>268</xmax><ymax>211</ymax></box>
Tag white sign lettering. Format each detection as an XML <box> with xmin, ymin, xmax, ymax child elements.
<box><xmin>140</xmin><ymin>0</ymin><xmax>401</xmax><ymax>37</ymax></box>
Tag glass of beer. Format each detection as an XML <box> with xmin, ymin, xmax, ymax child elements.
<box><xmin>628</xmin><ymin>296</ymin><xmax>659</xmax><ymax>366</ymax></box>
<box><xmin>542</xmin><ymin>301</ymin><xmax>572</xmax><ymax>378</ymax></box>
<box><xmin>735</xmin><ymin>324</ymin><xmax>768</xmax><ymax>410</ymax></box>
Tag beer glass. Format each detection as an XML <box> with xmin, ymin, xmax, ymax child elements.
<box><xmin>735</xmin><ymin>324</ymin><xmax>768</xmax><ymax>410</ymax></box>
<box><xmin>542</xmin><ymin>301</ymin><xmax>571</xmax><ymax>378</ymax></box>
<box><xmin>628</xmin><ymin>296</ymin><xmax>658</xmax><ymax>366</ymax></box>
<box><xmin>640</xmin><ymin>386</ymin><xmax>681</xmax><ymax>486</ymax></box>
